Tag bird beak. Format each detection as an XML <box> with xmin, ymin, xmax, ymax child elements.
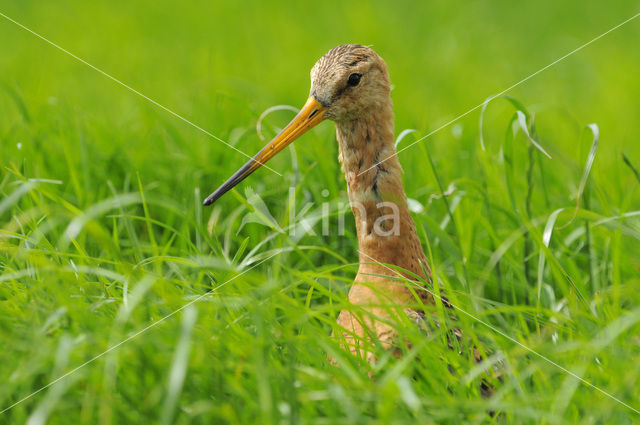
<box><xmin>203</xmin><ymin>96</ymin><xmax>327</xmax><ymax>206</ymax></box>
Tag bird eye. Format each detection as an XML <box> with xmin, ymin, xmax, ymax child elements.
<box><xmin>347</xmin><ymin>73</ymin><xmax>362</xmax><ymax>87</ymax></box>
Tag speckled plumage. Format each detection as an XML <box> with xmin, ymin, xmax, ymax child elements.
<box><xmin>311</xmin><ymin>45</ymin><xmax>432</xmax><ymax>359</ymax></box>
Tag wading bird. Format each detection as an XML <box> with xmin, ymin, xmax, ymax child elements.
<box><xmin>204</xmin><ymin>44</ymin><xmax>435</xmax><ymax>360</ymax></box>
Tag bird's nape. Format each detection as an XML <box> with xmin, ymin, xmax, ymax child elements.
<box><xmin>203</xmin><ymin>96</ymin><xmax>327</xmax><ymax>206</ymax></box>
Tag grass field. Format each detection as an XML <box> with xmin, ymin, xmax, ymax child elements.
<box><xmin>1</xmin><ymin>1</ymin><xmax>640</xmax><ymax>423</ymax></box>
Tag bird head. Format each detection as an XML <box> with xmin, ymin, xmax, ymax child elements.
<box><xmin>310</xmin><ymin>44</ymin><xmax>390</xmax><ymax>122</ymax></box>
<box><xmin>203</xmin><ymin>44</ymin><xmax>390</xmax><ymax>206</ymax></box>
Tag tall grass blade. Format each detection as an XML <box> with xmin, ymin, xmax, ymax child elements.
<box><xmin>558</xmin><ymin>123</ymin><xmax>599</xmax><ymax>228</ymax></box>
<box><xmin>161</xmin><ymin>306</ymin><xmax>197</xmax><ymax>425</ymax></box>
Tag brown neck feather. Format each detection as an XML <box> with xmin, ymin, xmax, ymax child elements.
<box><xmin>334</xmin><ymin>101</ymin><xmax>430</xmax><ymax>285</ymax></box>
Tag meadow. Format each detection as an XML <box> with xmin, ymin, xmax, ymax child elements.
<box><xmin>1</xmin><ymin>1</ymin><xmax>640</xmax><ymax>423</ymax></box>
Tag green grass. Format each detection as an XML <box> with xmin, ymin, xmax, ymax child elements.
<box><xmin>1</xmin><ymin>1</ymin><xmax>640</xmax><ymax>423</ymax></box>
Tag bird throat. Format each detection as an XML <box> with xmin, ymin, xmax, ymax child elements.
<box><xmin>334</xmin><ymin>105</ymin><xmax>430</xmax><ymax>284</ymax></box>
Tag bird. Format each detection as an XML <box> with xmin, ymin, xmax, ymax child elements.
<box><xmin>203</xmin><ymin>44</ymin><xmax>436</xmax><ymax>361</ymax></box>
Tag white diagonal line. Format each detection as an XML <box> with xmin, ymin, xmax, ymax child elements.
<box><xmin>356</xmin><ymin>249</ymin><xmax>640</xmax><ymax>416</ymax></box>
<box><xmin>0</xmin><ymin>252</ymin><xmax>279</xmax><ymax>414</ymax></box>
<box><xmin>0</xmin><ymin>11</ymin><xmax>282</xmax><ymax>176</ymax></box>
<box><xmin>358</xmin><ymin>10</ymin><xmax>640</xmax><ymax>176</ymax></box>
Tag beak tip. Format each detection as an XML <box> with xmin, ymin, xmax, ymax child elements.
<box><xmin>203</xmin><ymin>195</ymin><xmax>215</xmax><ymax>206</ymax></box>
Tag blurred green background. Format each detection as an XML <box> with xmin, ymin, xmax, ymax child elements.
<box><xmin>1</xmin><ymin>1</ymin><xmax>640</xmax><ymax>424</ymax></box>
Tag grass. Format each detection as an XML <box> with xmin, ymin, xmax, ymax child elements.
<box><xmin>1</xmin><ymin>0</ymin><xmax>640</xmax><ymax>423</ymax></box>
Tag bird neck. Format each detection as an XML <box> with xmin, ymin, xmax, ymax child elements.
<box><xmin>334</xmin><ymin>103</ymin><xmax>430</xmax><ymax>283</ymax></box>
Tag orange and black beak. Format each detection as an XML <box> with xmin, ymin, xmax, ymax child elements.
<box><xmin>203</xmin><ymin>97</ymin><xmax>327</xmax><ymax>206</ymax></box>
